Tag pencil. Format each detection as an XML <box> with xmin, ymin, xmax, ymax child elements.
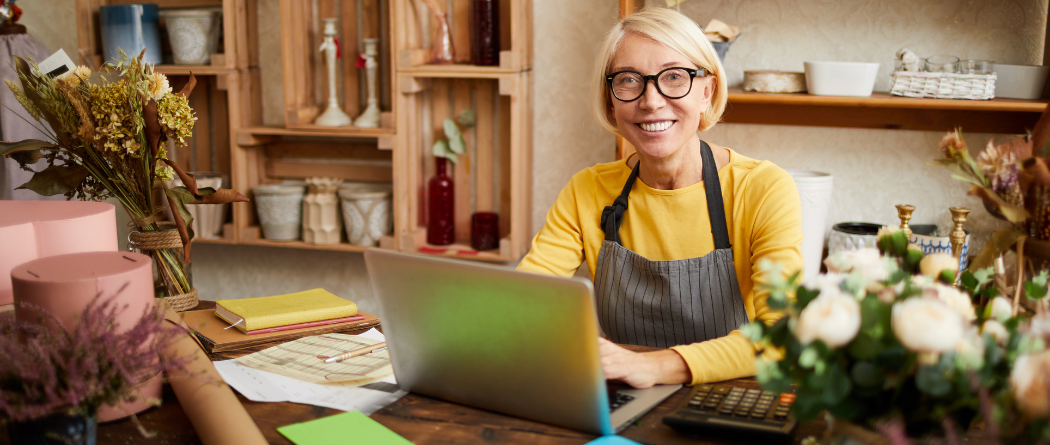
<box><xmin>323</xmin><ymin>342</ymin><xmax>387</xmax><ymax>363</ymax></box>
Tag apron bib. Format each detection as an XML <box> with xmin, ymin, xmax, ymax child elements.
<box><xmin>593</xmin><ymin>141</ymin><xmax>750</xmax><ymax>348</ymax></box>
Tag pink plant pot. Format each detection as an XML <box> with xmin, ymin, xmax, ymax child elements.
<box><xmin>11</xmin><ymin>251</ymin><xmax>160</xmax><ymax>422</ymax></box>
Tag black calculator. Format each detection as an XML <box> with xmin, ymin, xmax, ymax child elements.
<box><xmin>662</xmin><ymin>384</ymin><xmax>797</xmax><ymax>437</ymax></box>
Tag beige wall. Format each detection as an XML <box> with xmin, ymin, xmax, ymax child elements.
<box><xmin>16</xmin><ymin>0</ymin><xmax>1048</xmax><ymax>312</ymax></box>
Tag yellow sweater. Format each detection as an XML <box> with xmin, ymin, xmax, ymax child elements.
<box><xmin>517</xmin><ymin>148</ymin><xmax>803</xmax><ymax>385</ymax></box>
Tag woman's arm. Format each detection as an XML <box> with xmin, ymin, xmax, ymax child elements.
<box><xmin>517</xmin><ymin>178</ymin><xmax>587</xmax><ymax>277</ymax></box>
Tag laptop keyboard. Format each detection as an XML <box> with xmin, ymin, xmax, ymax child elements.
<box><xmin>609</xmin><ymin>392</ymin><xmax>636</xmax><ymax>412</ymax></box>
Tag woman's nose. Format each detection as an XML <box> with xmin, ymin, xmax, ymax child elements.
<box><xmin>638</xmin><ymin>80</ymin><xmax>666</xmax><ymax>110</ymax></box>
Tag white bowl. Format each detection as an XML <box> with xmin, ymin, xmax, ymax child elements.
<box><xmin>993</xmin><ymin>64</ymin><xmax>1050</xmax><ymax>100</ymax></box>
<box><xmin>804</xmin><ymin>61</ymin><xmax>880</xmax><ymax>97</ymax></box>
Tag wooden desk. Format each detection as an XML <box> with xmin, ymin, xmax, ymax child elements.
<box><xmin>0</xmin><ymin>302</ymin><xmax>827</xmax><ymax>444</ymax></box>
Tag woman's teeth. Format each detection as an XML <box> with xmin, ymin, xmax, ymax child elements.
<box><xmin>640</xmin><ymin>121</ymin><xmax>672</xmax><ymax>132</ymax></box>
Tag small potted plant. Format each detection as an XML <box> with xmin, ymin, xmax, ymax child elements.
<box><xmin>0</xmin><ymin>296</ymin><xmax>192</xmax><ymax>444</ymax></box>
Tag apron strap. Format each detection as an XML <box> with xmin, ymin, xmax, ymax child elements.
<box><xmin>699</xmin><ymin>140</ymin><xmax>732</xmax><ymax>250</ymax></box>
<box><xmin>600</xmin><ymin>162</ymin><xmax>640</xmax><ymax>243</ymax></box>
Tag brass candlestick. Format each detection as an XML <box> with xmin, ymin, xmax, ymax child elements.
<box><xmin>949</xmin><ymin>207</ymin><xmax>970</xmax><ymax>261</ymax></box>
<box><xmin>896</xmin><ymin>204</ymin><xmax>916</xmax><ymax>241</ymax></box>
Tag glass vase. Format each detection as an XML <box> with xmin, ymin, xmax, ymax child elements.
<box><xmin>7</xmin><ymin>410</ymin><xmax>98</xmax><ymax>445</ymax></box>
<box><xmin>430</xmin><ymin>13</ymin><xmax>455</xmax><ymax>64</ymax></box>
<box><xmin>427</xmin><ymin>158</ymin><xmax>455</xmax><ymax>245</ymax></box>
<box><xmin>129</xmin><ymin>223</ymin><xmax>196</xmax><ymax>311</ymax></box>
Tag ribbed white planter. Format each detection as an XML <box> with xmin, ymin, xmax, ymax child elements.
<box><xmin>338</xmin><ymin>183</ymin><xmax>392</xmax><ymax>247</ymax></box>
<box><xmin>787</xmin><ymin>170</ymin><xmax>834</xmax><ymax>282</ymax></box>
<box><xmin>159</xmin><ymin>8</ymin><xmax>221</xmax><ymax>65</ymax></box>
<box><xmin>253</xmin><ymin>184</ymin><xmax>306</xmax><ymax>241</ymax></box>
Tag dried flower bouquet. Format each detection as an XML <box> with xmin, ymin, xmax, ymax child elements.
<box><xmin>0</xmin><ymin>50</ymin><xmax>247</xmax><ymax>298</ymax></box>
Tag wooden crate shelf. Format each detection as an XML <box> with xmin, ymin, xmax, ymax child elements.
<box><xmin>154</xmin><ymin>64</ymin><xmax>233</xmax><ymax>76</ymax></box>
<box><xmin>239</xmin><ymin>126</ymin><xmax>396</xmax><ymax>140</ymax></box>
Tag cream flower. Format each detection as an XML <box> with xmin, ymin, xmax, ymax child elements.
<box><xmin>824</xmin><ymin>248</ymin><xmax>883</xmax><ymax>275</ymax></box>
<box><xmin>802</xmin><ymin>272</ymin><xmax>847</xmax><ymax>297</ymax></box>
<box><xmin>954</xmin><ymin>328</ymin><xmax>985</xmax><ymax>370</ymax></box>
<box><xmin>919</xmin><ymin>253</ymin><xmax>958</xmax><ymax>281</ymax></box>
<box><xmin>982</xmin><ymin>319</ymin><xmax>1009</xmax><ymax>344</ymax></box>
<box><xmin>892</xmin><ymin>297</ymin><xmax>964</xmax><ymax>353</ymax></box>
<box><xmin>986</xmin><ymin>296</ymin><xmax>1013</xmax><ymax>322</ymax></box>
<box><xmin>149</xmin><ymin>72</ymin><xmax>172</xmax><ymax>101</ymax></box>
<box><xmin>1011</xmin><ymin>350</ymin><xmax>1050</xmax><ymax>419</ymax></box>
<box><xmin>924</xmin><ymin>284</ymin><xmax>976</xmax><ymax>322</ymax></box>
<box><xmin>795</xmin><ymin>290</ymin><xmax>862</xmax><ymax>348</ymax></box>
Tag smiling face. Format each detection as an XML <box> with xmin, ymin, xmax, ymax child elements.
<box><xmin>609</xmin><ymin>33</ymin><xmax>714</xmax><ymax>161</ymax></box>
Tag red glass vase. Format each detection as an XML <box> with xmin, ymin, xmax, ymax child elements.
<box><xmin>471</xmin><ymin>0</ymin><xmax>500</xmax><ymax>66</ymax></box>
<box><xmin>427</xmin><ymin>157</ymin><xmax>455</xmax><ymax>245</ymax></box>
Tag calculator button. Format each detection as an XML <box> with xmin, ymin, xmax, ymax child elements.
<box><xmin>779</xmin><ymin>394</ymin><xmax>796</xmax><ymax>403</ymax></box>
<box><xmin>688</xmin><ymin>400</ymin><xmax>702</xmax><ymax>406</ymax></box>
<box><xmin>713</xmin><ymin>386</ymin><xmax>731</xmax><ymax>394</ymax></box>
<box><xmin>697</xmin><ymin>385</ymin><xmax>713</xmax><ymax>393</ymax></box>
<box><xmin>746</xmin><ymin>389</ymin><xmax>761</xmax><ymax>396</ymax></box>
<box><xmin>729</xmin><ymin>388</ymin><xmax>745</xmax><ymax>395</ymax></box>
<box><xmin>735</xmin><ymin>409</ymin><xmax>751</xmax><ymax>417</ymax></box>
<box><xmin>761</xmin><ymin>391</ymin><xmax>777</xmax><ymax>397</ymax></box>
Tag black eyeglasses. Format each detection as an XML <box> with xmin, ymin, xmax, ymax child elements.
<box><xmin>605</xmin><ymin>67</ymin><xmax>708</xmax><ymax>102</ymax></box>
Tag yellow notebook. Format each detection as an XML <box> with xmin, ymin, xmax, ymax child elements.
<box><xmin>214</xmin><ymin>288</ymin><xmax>358</xmax><ymax>332</ymax></box>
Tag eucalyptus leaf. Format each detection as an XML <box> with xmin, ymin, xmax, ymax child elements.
<box><xmin>822</xmin><ymin>365</ymin><xmax>853</xmax><ymax>405</ymax></box>
<box><xmin>740</xmin><ymin>322</ymin><xmax>764</xmax><ymax>342</ymax></box>
<box><xmin>442</xmin><ymin>118</ymin><xmax>462</xmax><ymax>140</ymax></box>
<box><xmin>850</xmin><ymin>361</ymin><xmax>882</xmax><ymax>387</ymax></box>
<box><xmin>847</xmin><ymin>333</ymin><xmax>881</xmax><ymax>361</ymax></box>
<box><xmin>915</xmin><ymin>364</ymin><xmax>952</xmax><ymax>396</ymax></box>
<box><xmin>457</xmin><ymin>109</ymin><xmax>476</xmax><ymax>127</ymax></box>
<box><xmin>449</xmin><ymin>134</ymin><xmax>466</xmax><ymax>154</ymax></box>
<box><xmin>799</xmin><ymin>346</ymin><xmax>819</xmax><ymax>369</ymax></box>
<box><xmin>16</xmin><ymin>164</ymin><xmax>89</xmax><ymax>196</ymax></box>
<box><xmin>433</xmin><ymin>139</ymin><xmax>450</xmax><ymax>157</ymax></box>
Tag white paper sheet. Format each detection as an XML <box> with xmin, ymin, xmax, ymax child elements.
<box><xmin>213</xmin><ymin>329</ymin><xmax>406</xmax><ymax>414</ymax></box>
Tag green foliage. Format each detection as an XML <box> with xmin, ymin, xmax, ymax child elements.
<box><xmin>432</xmin><ymin>110</ymin><xmax>476</xmax><ymax>163</ymax></box>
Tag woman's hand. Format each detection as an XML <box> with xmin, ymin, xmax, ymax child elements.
<box><xmin>598</xmin><ymin>337</ymin><xmax>691</xmax><ymax>389</ymax></box>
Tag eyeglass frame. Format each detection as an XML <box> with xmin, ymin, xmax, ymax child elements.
<box><xmin>605</xmin><ymin>66</ymin><xmax>709</xmax><ymax>102</ymax></box>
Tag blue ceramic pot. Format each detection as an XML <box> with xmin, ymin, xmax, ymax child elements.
<box><xmin>7</xmin><ymin>411</ymin><xmax>97</xmax><ymax>445</ymax></box>
<box><xmin>99</xmin><ymin>4</ymin><xmax>162</xmax><ymax>65</ymax></box>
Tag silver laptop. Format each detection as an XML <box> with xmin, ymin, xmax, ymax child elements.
<box><xmin>364</xmin><ymin>249</ymin><xmax>680</xmax><ymax>435</ymax></box>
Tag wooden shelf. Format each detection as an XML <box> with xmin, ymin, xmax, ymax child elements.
<box><xmin>398</xmin><ymin>64</ymin><xmax>522</xmax><ymax>79</ymax></box>
<box><xmin>191</xmin><ymin>237</ymin><xmax>237</xmax><ymax>245</ymax></box>
<box><xmin>240</xmin><ymin>126</ymin><xmax>395</xmax><ymax>139</ymax></box>
<box><xmin>240</xmin><ymin>238</ymin><xmax>371</xmax><ymax>253</ymax></box>
<box><xmin>723</xmin><ymin>88</ymin><xmax>1049</xmax><ymax>133</ymax></box>
<box><xmin>154</xmin><ymin>65</ymin><xmax>231</xmax><ymax>76</ymax></box>
<box><xmin>416</xmin><ymin>242</ymin><xmax>516</xmax><ymax>263</ymax></box>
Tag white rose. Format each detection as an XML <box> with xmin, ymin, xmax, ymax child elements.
<box><xmin>1011</xmin><ymin>350</ymin><xmax>1050</xmax><ymax>418</ymax></box>
<box><xmin>851</xmin><ymin>255</ymin><xmax>897</xmax><ymax>293</ymax></box>
<box><xmin>802</xmin><ymin>272</ymin><xmax>847</xmax><ymax>297</ymax></box>
<box><xmin>824</xmin><ymin>250</ymin><xmax>855</xmax><ymax>273</ymax></box>
<box><xmin>1029</xmin><ymin>313</ymin><xmax>1050</xmax><ymax>342</ymax></box>
<box><xmin>924</xmin><ymin>284</ymin><xmax>976</xmax><ymax>322</ymax></box>
<box><xmin>920</xmin><ymin>253</ymin><xmax>959</xmax><ymax>280</ymax></box>
<box><xmin>982</xmin><ymin>319</ymin><xmax>1009</xmax><ymax>344</ymax></box>
<box><xmin>986</xmin><ymin>296</ymin><xmax>1013</xmax><ymax>322</ymax></box>
<box><xmin>796</xmin><ymin>291</ymin><xmax>862</xmax><ymax>348</ymax></box>
<box><xmin>892</xmin><ymin>297</ymin><xmax>965</xmax><ymax>353</ymax></box>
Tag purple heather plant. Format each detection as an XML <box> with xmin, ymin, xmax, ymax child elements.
<box><xmin>0</xmin><ymin>288</ymin><xmax>193</xmax><ymax>432</ymax></box>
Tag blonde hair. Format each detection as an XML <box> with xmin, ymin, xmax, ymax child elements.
<box><xmin>590</xmin><ymin>7</ymin><xmax>728</xmax><ymax>134</ymax></box>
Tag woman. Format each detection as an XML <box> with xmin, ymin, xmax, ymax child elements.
<box><xmin>517</xmin><ymin>8</ymin><xmax>803</xmax><ymax>388</ymax></box>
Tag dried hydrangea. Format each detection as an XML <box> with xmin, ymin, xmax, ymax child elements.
<box><xmin>89</xmin><ymin>80</ymin><xmax>138</xmax><ymax>156</ymax></box>
<box><xmin>155</xmin><ymin>164</ymin><xmax>174</xmax><ymax>181</ymax></box>
<box><xmin>977</xmin><ymin>140</ymin><xmax>1022</xmax><ymax>200</ymax></box>
<box><xmin>157</xmin><ymin>92</ymin><xmax>195</xmax><ymax>146</ymax></box>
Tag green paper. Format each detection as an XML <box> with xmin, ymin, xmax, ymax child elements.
<box><xmin>277</xmin><ymin>411</ymin><xmax>412</xmax><ymax>445</ymax></box>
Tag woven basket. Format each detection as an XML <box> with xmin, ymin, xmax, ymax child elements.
<box><xmin>889</xmin><ymin>71</ymin><xmax>996</xmax><ymax>100</ymax></box>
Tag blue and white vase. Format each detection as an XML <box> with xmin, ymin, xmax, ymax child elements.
<box><xmin>99</xmin><ymin>4</ymin><xmax>163</xmax><ymax>65</ymax></box>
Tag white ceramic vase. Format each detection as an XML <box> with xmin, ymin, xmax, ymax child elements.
<box><xmin>787</xmin><ymin>170</ymin><xmax>833</xmax><ymax>282</ymax></box>
<box><xmin>253</xmin><ymin>184</ymin><xmax>306</xmax><ymax>241</ymax></box>
<box><xmin>159</xmin><ymin>8</ymin><xmax>221</xmax><ymax>65</ymax></box>
<box><xmin>338</xmin><ymin>183</ymin><xmax>392</xmax><ymax>246</ymax></box>
<box><xmin>302</xmin><ymin>178</ymin><xmax>343</xmax><ymax>245</ymax></box>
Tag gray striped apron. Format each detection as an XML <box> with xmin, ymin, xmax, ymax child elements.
<box><xmin>594</xmin><ymin>141</ymin><xmax>750</xmax><ymax>348</ymax></box>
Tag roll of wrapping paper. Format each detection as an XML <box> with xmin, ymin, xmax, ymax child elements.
<box><xmin>162</xmin><ymin>308</ymin><xmax>268</xmax><ymax>445</ymax></box>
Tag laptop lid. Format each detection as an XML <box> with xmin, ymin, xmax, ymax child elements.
<box><xmin>364</xmin><ymin>249</ymin><xmax>614</xmax><ymax>435</ymax></box>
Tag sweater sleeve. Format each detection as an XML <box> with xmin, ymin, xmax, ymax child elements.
<box><xmin>670</xmin><ymin>164</ymin><xmax>803</xmax><ymax>385</ymax></box>
<box><xmin>517</xmin><ymin>177</ymin><xmax>586</xmax><ymax>278</ymax></box>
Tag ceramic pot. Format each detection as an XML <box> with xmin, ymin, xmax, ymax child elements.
<box><xmin>303</xmin><ymin>179</ymin><xmax>343</xmax><ymax>245</ymax></box>
<box><xmin>99</xmin><ymin>4</ymin><xmax>162</xmax><ymax>65</ymax></box>
<box><xmin>911</xmin><ymin>231</ymin><xmax>970</xmax><ymax>271</ymax></box>
<box><xmin>7</xmin><ymin>411</ymin><xmax>97</xmax><ymax>445</ymax></box>
<box><xmin>253</xmin><ymin>184</ymin><xmax>306</xmax><ymax>241</ymax></box>
<box><xmin>159</xmin><ymin>8</ymin><xmax>222</xmax><ymax>65</ymax></box>
<box><xmin>338</xmin><ymin>183</ymin><xmax>392</xmax><ymax>247</ymax></box>
<box><xmin>787</xmin><ymin>170</ymin><xmax>833</xmax><ymax>281</ymax></box>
